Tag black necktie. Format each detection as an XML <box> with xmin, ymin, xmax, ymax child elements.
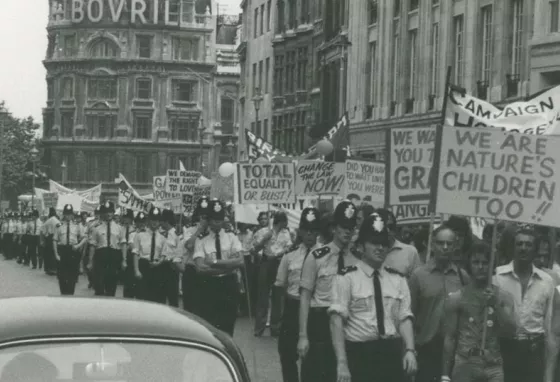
<box><xmin>34</xmin><ymin>220</ymin><xmax>37</xmax><ymax>235</ymax></box>
<box><xmin>150</xmin><ymin>231</ymin><xmax>156</xmax><ymax>262</ymax></box>
<box><xmin>66</xmin><ymin>222</ymin><xmax>70</xmax><ymax>245</ymax></box>
<box><xmin>215</xmin><ymin>232</ymin><xmax>222</xmax><ymax>260</ymax></box>
<box><xmin>107</xmin><ymin>221</ymin><xmax>111</xmax><ymax>248</ymax></box>
<box><xmin>373</xmin><ymin>270</ymin><xmax>386</xmax><ymax>336</ymax></box>
<box><xmin>337</xmin><ymin>250</ymin><xmax>344</xmax><ymax>273</ymax></box>
<box><xmin>126</xmin><ymin>226</ymin><xmax>129</xmax><ymax>243</ymax></box>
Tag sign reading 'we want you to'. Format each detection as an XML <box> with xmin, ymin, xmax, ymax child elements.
<box><xmin>435</xmin><ymin>126</ymin><xmax>560</xmax><ymax>227</ymax></box>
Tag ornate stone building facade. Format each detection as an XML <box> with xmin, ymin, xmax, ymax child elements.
<box><xmin>347</xmin><ymin>0</ymin><xmax>533</xmax><ymax>160</ymax></box>
<box><xmin>42</xmin><ymin>0</ymin><xmax>235</xmax><ymax>197</ymax></box>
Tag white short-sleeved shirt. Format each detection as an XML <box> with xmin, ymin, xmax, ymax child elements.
<box><xmin>193</xmin><ymin>229</ymin><xmax>243</xmax><ymax>275</ymax></box>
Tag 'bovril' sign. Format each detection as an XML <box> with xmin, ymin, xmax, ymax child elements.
<box><xmin>71</xmin><ymin>0</ymin><xmax>186</xmax><ymax>25</ymax></box>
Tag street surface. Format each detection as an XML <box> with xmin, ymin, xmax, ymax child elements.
<box><xmin>0</xmin><ymin>259</ymin><xmax>282</xmax><ymax>381</ymax></box>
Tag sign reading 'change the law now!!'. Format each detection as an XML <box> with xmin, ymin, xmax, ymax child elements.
<box><xmin>237</xmin><ymin>163</ymin><xmax>296</xmax><ymax>205</ymax></box>
<box><xmin>435</xmin><ymin>125</ymin><xmax>560</xmax><ymax>227</ymax></box>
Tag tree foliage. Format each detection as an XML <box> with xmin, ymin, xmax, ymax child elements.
<box><xmin>0</xmin><ymin>102</ymin><xmax>40</xmax><ymax>201</ymax></box>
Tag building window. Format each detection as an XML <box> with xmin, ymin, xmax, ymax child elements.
<box><xmin>172</xmin><ymin>80</ymin><xmax>196</xmax><ymax>102</ymax></box>
<box><xmin>88</xmin><ymin>78</ymin><xmax>117</xmax><ymax>100</ymax></box>
<box><xmin>63</xmin><ymin>34</ymin><xmax>76</xmax><ymax>57</ymax></box>
<box><xmin>172</xmin><ymin>37</ymin><xmax>199</xmax><ymax>61</ymax></box>
<box><xmin>481</xmin><ymin>6</ymin><xmax>493</xmax><ymax>84</ymax></box>
<box><xmin>251</xmin><ymin>121</ymin><xmax>256</xmax><ymax>134</ymax></box>
<box><xmin>87</xmin><ymin>115</ymin><xmax>115</xmax><ymax>138</ymax></box>
<box><xmin>297</xmin><ymin>47</ymin><xmax>308</xmax><ymax>90</ymax></box>
<box><xmin>167</xmin><ymin>0</ymin><xmax>180</xmax><ymax>22</ymax></box>
<box><xmin>134</xmin><ymin>115</ymin><xmax>152</xmax><ymax>139</ymax></box>
<box><xmin>260</xmin><ymin>4</ymin><xmax>265</xmax><ymax>35</ymax></box>
<box><xmin>47</xmin><ymin>79</ymin><xmax>54</xmax><ymax>100</ymax></box>
<box><xmin>301</xmin><ymin>0</ymin><xmax>309</xmax><ymax>24</ymax></box>
<box><xmin>221</xmin><ymin>97</ymin><xmax>235</xmax><ymax>134</ymax></box>
<box><xmin>44</xmin><ymin>113</ymin><xmax>54</xmax><ymax>137</ymax></box>
<box><xmin>409</xmin><ymin>0</ymin><xmax>419</xmax><ymax>11</ymax></box>
<box><xmin>135</xmin><ymin>154</ymin><xmax>151</xmax><ymax>183</ymax></box>
<box><xmin>368</xmin><ymin>0</ymin><xmax>378</xmax><ymax>24</ymax></box>
<box><xmin>394</xmin><ymin>0</ymin><xmax>401</xmax><ymax>16</ymax></box>
<box><xmin>265</xmin><ymin>57</ymin><xmax>270</xmax><ymax>93</ymax></box>
<box><xmin>256</xmin><ymin>120</ymin><xmax>262</xmax><ymax>137</ymax></box>
<box><xmin>259</xmin><ymin>60</ymin><xmax>263</xmax><ymax>90</ymax></box>
<box><xmin>171</xmin><ymin>119</ymin><xmax>197</xmax><ymax>141</ymax></box>
<box><xmin>365</xmin><ymin>41</ymin><xmax>377</xmax><ymax>117</ymax></box>
<box><xmin>508</xmin><ymin>0</ymin><xmax>523</xmax><ymax>98</ymax></box>
<box><xmin>391</xmin><ymin>20</ymin><xmax>400</xmax><ymax>107</ymax></box>
<box><xmin>274</xmin><ymin>55</ymin><xmax>284</xmax><ymax>96</ymax></box>
<box><xmin>262</xmin><ymin>119</ymin><xmax>268</xmax><ymax>141</ymax></box>
<box><xmin>267</xmin><ymin>0</ymin><xmax>272</xmax><ymax>31</ymax></box>
<box><xmin>286</xmin><ymin>51</ymin><xmax>296</xmax><ymax>93</ymax></box>
<box><xmin>86</xmin><ymin>152</ymin><xmax>114</xmax><ymax>182</ymax></box>
<box><xmin>252</xmin><ymin>63</ymin><xmax>258</xmax><ymax>94</ymax></box>
<box><xmin>406</xmin><ymin>29</ymin><xmax>417</xmax><ymax>113</ymax></box>
<box><xmin>47</xmin><ymin>35</ymin><xmax>55</xmax><ymax>59</ymax></box>
<box><xmin>61</xmin><ymin>113</ymin><xmax>74</xmax><ymax>137</ymax></box>
<box><xmin>90</xmin><ymin>39</ymin><xmax>118</xmax><ymax>58</ymax></box>
<box><xmin>453</xmin><ymin>15</ymin><xmax>465</xmax><ymax>85</ymax></box>
<box><xmin>181</xmin><ymin>0</ymin><xmax>194</xmax><ymax>23</ymax></box>
<box><xmin>277</xmin><ymin>0</ymin><xmax>285</xmax><ymax>33</ymax></box>
<box><xmin>169</xmin><ymin>155</ymin><xmax>198</xmax><ymax>171</ymax></box>
<box><xmin>61</xmin><ymin>77</ymin><xmax>74</xmax><ymax>99</ymax></box>
<box><xmin>136</xmin><ymin>78</ymin><xmax>152</xmax><ymax>99</ymax></box>
<box><xmin>551</xmin><ymin>1</ymin><xmax>559</xmax><ymax>32</ymax></box>
<box><xmin>137</xmin><ymin>35</ymin><xmax>152</xmax><ymax>58</ymax></box>
<box><xmin>289</xmin><ymin>0</ymin><xmax>296</xmax><ymax>29</ymax></box>
<box><xmin>430</xmin><ymin>23</ymin><xmax>440</xmax><ymax>100</ymax></box>
<box><xmin>254</xmin><ymin>7</ymin><xmax>259</xmax><ymax>38</ymax></box>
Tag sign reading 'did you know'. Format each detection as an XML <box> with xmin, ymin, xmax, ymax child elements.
<box><xmin>237</xmin><ymin>163</ymin><xmax>296</xmax><ymax>204</ymax></box>
<box><xmin>435</xmin><ymin>125</ymin><xmax>560</xmax><ymax>227</ymax></box>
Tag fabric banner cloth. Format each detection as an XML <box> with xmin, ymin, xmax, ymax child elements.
<box><xmin>117</xmin><ymin>173</ymin><xmax>152</xmax><ymax>214</ymax></box>
<box><xmin>48</xmin><ymin>180</ymin><xmax>102</xmax><ymax>203</ymax></box>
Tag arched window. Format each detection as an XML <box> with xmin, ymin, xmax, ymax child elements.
<box><xmin>90</xmin><ymin>39</ymin><xmax>119</xmax><ymax>58</ymax></box>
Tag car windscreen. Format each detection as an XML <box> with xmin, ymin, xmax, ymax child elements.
<box><xmin>0</xmin><ymin>339</ymin><xmax>236</xmax><ymax>382</ymax></box>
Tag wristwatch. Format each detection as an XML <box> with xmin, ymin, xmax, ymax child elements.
<box><xmin>405</xmin><ymin>348</ymin><xmax>417</xmax><ymax>357</ymax></box>
<box><xmin>212</xmin><ymin>259</ymin><xmax>218</xmax><ymax>265</ymax></box>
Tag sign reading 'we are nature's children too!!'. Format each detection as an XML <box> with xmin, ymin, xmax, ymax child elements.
<box><xmin>237</xmin><ymin>163</ymin><xmax>296</xmax><ymax>204</ymax></box>
<box><xmin>435</xmin><ymin>126</ymin><xmax>560</xmax><ymax>227</ymax></box>
<box><xmin>295</xmin><ymin>161</ymin><xmax>345</xmax><ymax>197</ymax></box>
<box><xmin>387</xmin><ymin>127</ymin><xmax>436</xmax><ymax>224</ymax></box>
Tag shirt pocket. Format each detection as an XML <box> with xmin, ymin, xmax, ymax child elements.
<box><xmin>350</xmin><ymin>292</ymin><xmax>373</xmax><ymax>313</ymax></box>
<box><xmin>316</xmin><ymin>266</ymin><xmax>337</xmax><ymax>293</ymax></box>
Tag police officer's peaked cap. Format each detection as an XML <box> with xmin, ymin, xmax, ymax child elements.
<box><xmin>63</xmin><ymin>204</ymin><xmax>74</xmax><ymax>215</ymax></box>
<box><xmin>123</xmin><ymin>209</ymin><xmax>134</xmax><ymax>220</ymax></box>
<box><xmin>148</xmin><ymin>206</ymin><xmax>163</xmax><ymax>220</ymax></box>
<box><xmin>333</xmin><ymin>200</ymin><xmax>357</xmax><ymax>229</ymax></box>
<box><xmin>299</xmin><ymin>207</ymin><xmax>321</xmax><ymax>231</ymax></box>
<box><xmin>161</xmin><ymin>209</ymin><xmax>175</xmax><ymax>225</ymax></box>
<box><xmin>31</xmin><ymin>209</ymin><xmax>39</xmax><ymax>218</ymax></box>
<box><xmin>358</xmin><ymin>209</ymin><xmax>391</xmax><ymax>246</ymax></box>
<box><xmin>208</xmin><ymin>200</ymin><xmax>225</xmax><ymax>221</ymax></box>
<box><xmin>101</xmin><ymin>201</ymin><xmax>115</xmax><ymax>213</ymax></box>
<box><xmin>94</xmin><ymin>205</ymin><xmax>102</xmax><ymax>215</ymax></box>
<box><xmin>135</xmin><ymin>211</ymin><xmax>147</xmax><ymax>223</ymax></box>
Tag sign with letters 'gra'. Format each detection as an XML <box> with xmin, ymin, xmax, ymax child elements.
<box><xmin>237</xmin><ymin>163</ymin><xmax>296</xmax><ymax>205</ymax></box>
<box><xmin>435</xmin><ymin>126</ymin><xmax>560</xmax><ymax>227</ymax></box>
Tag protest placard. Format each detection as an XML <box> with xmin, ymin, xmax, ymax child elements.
<box><xmin>295</xmin><ymin>161</ymin><xmax>344</xmax><ymax>197</ymax></box>
<box><xmin>445</xmin><ymin>85</ymin><xmax>560</xmax><ymax>135</ymax></box>
<box><xmin>386</xmin><ymin>127</ymin><xmax>435</xmax><ymax>224</ymax></box>
<box><xmin>165</xmin><ymin>170</ymin><xmax>201</xmax><ymax>194</ymax></box>
<box><xmin>434</xmin><ymin>125</ymin><xmax>560</xmax><ymax>227</ymax></box>
<box><xmin>118</xmin><ymin>180</ymin><xmax>152</xmax><ymax>214</ymax></box>
<box><xmin>237</xmin><ymin>163</ymin><xmax>296</xmax><ymax>204</ymax></box>
<box><xmin>210</xmin><ymin>172</ymin><xmax>234</xmax><ymax>201</ymax></box>
<box><xmin>153</xmin><ymin>176</ymin><xmax>181</xmax><ymax>201</ymax></box>
<box><xmin>42</xmin><ymin>192</ymin><xmax>58</xmax><ymax>209</ymax></box>
<box><xmin>344</xmin><ymin>160</ymin><xmax>385</xmax><ymax>207</ymax></box>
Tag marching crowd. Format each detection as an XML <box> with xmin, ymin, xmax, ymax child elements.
<box><xmin>1</xmin><ymin>197</ymin><xmax>560</xmax><ymax>382</ymax></box>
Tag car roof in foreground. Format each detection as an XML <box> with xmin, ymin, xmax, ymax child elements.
<box><xmin>0</xmin><ymin>296</ymin><xmax>226</xmax><ymax>347</ymax></box>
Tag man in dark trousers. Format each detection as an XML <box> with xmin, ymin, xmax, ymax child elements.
<box><xmin>27</xmin><ymin>209</ymin><xmax>42</xmax><ymax>269</ymax></box>
<box><xmin>89</xmin><ymin>201</ymin><xmax>123</xmax><ymax>296</ymax></box>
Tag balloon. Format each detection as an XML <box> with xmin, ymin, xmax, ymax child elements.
<box><xmin>255</xmin><ymin>156</ymin><xmax>269</xmax><ymax>163</ymax></box>
<box><xmin>218</xmin><ymin>162</ymin><xmax>235</xmax><ymax>177</ymax></box>
<box><xmin>316</xmin><ymin>140</ymin><xmax>334</xmax><ymax>156</ymax></box>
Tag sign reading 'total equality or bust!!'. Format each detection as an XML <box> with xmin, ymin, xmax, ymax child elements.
<box><xmin>434</xmin><ymin>125</ymin><xmax>560</xmax><ymax>227</ymax></box>
<box><xmin>387</xmin><ymin>127</ymin><xmax>436</xmax><ymax>224</ymax></box>
<box><xmin>295</xmin><ymin>161</ymin><xmax>345</xmax><ymax>197</ymax></box>
<box><xmin>237</xmin><ymin>163</ymin><xmax>296</xmax><ymax>204</ymax></box>
<box><xmin>165</xmin><ymin>170</ymin><xmax>201</xmax><ymax>195</ymax></box>
<box><xmin>344</xmin><ymin>160</ymin><xmax>385</xmax><ymax>207</ymax></box>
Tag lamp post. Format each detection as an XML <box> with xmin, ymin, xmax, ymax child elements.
<box><xmin>29</xmin><ymin>147</ymin><xmax>39</xmax><ymax>211</ymax></box>
<box><xmin>226</xmin><ymin>140</ymin><xmax>237</xmax><ymax>162</ymax></box>
<box><xmin>0</xmin><ymin>107</ymin><xmax>10</xmax><ymax>208</ymax></box>
<box><xmin>198</xmin><ymin>118</ymin><xmax>208</xmax><ymax>174</ymax></box>
<box><xmin>252</xmin><ymin>87</ymin><xmax>263</xmax><ymax>138</ymax></box>
<box><xmin>61</xmin><ymin>160</ymin><xmax>67</xmax><ymax>187</ymax></box>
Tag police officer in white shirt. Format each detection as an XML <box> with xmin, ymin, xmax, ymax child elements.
<box><xmin>193</xmin><ymin>199</ymin><xmax>244</xmax><ymax>336</ymax></box>
<box><xmin>160</xmin><ymin>209</ymin><xmax>182</xmax><ymax>307</ymax></box>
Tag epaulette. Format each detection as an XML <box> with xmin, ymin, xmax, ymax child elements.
<box><xmin>198</xmin><ymin>230</ymin><xmax>209</xmax><ymax>239</ymax></box>
<box><xmin>312</xmin><ymin>245</ymin><xmax>331</xmax><ymax>259</ymax></box>
<box><xmin>56</xmin><ymin>223</ymin><xmax>61</xmax><ymax>228</ymax></box>
<box><xmin>338</xmin><ymin>265</ymin><xmax>358</xmax><ymax>275</ymax></box>
<box><xmin>287</xmin><ymin>243</ymin><xmax>299</xmax><ymax>253</ymax></box>
<box><xmin>384</xmin><ymin>266</ymin><xmax>406</xmax><ymax>277</ymax></box>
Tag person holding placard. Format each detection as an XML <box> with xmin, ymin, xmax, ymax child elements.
<box><xmin>298</xmin><ymin>200</ymin><xmax>359</xmax><ymax>382</ymax></box>
<box><xmin>193</xmin><ymin>199</ymin><xmax>244</xmax><ymax>336</ymax></box>
<box><xmin>441</xmin><ymin>241</ymin><xmax>515</xmax><ymax>382</ymax></box>
<box><xmin>493</xmin><ymin>224</ymin><xmax>555</xmax><ymax>382</ymax></box>
<box><xmin>330</xmin><ymin>210</ymin><xmax>417</xmax><ymax>382</ymax></box>
<box><xmin>275</xmin><ymin>207</ymin><xmax>321</xmax><ymax>382</ymax></box>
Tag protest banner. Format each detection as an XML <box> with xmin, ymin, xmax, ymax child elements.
<box><xmin>118</xmin><ymin>180</ymin><xmax>152</xmax><ymax>214</ymax></box>
<box><xmin>153</xmin><ymin>198</ymin><xmax>183</xmax><ymax>214</ymax></box>
<box><xmin>345</xmin><ymin>160</ymin><xmax>385</xmax><ymax>207</ymax></box>
<box><xmin>386</xmin><ymin>126</ymin><xmax>435</xmax><ymax>224</ymax></box>
<box><xmin>237</xmin><ymin>163</ymin><xmax>296</xmax><ymax>204</ymax></box>
<box><xmin>165</xmin><ymin>170</ymin><xmax>201</xmax><ymax>194</ymax></box>
<box><xmin>246</xmin><ymin>130</ymin><xmax>292</xmax><ymax>162</ymax></box>
<box><xmin>210</xmin><ymin>172</ymin><xmax>234</xmax><ymax>201</ymax></box>
<box><xmin>42</xmin><ymin>192</ymin><xmax>58</xmax><ymax>209</ymax></box>
<box><xmin>48</xmin><ymin>180</ymin><xmax>101</xmax><ymax>202</ymax></box>
<box><xmin>445</xmin><ymin>84</ymin><xmax>560</xmax><ymax>135</ymax></box>
<box><xmin>295</xmin><ymin>161</ymin><xmax>344</xmax><ymax>197</ymax></box>
<box><xmin>153</xmin><ymin>176</ymin><xmax>181</xmax><ymax>201</ymax></box>
<box><xmin>434</xmin><ymin>125</ymin><xmax>560</xmax><ymax>227</ymax></box>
